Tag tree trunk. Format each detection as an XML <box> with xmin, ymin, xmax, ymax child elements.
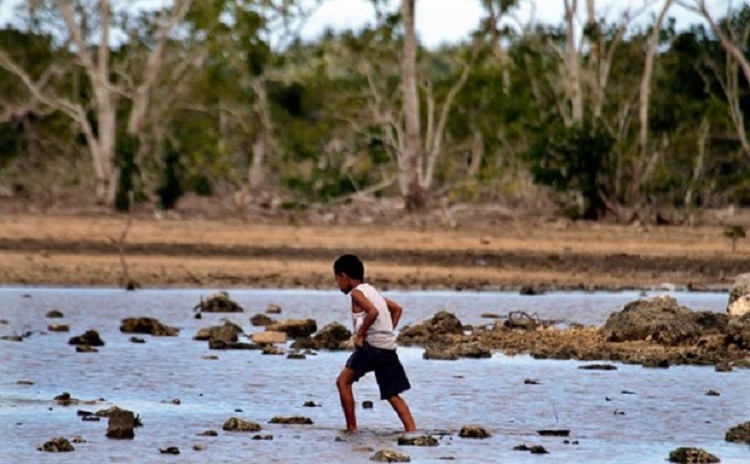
<box><xmin>400</xmin><ymin>0</ymin><xmax>426</xmax><ymax>211</ymax></box>
<box><xmin>249</xmin><ymin>77</ymin><xmax>272</xmax><ymax>191</ymax></box>
<box><xmin>563</xmin><ymin>0</ymin><xmax>583</xmax><ymax>126</ymax></box>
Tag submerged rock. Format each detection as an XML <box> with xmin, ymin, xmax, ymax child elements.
<box><xmin>223</xmin><ymin>417</ymin><xmax>261</xmax><ymax>432</ymax></box>
<box><xmin>370</xmin><ymin>449</ymin><xmax>411</xmax><ymax>462</ymax></box>
<box><xmin>194</xmin><ymin>320</ymin><xmax>243</xmax><ymax>343</ymax></box>
<box><xmin>265</xmin><ymin>318</ymin><xmax>318</xmax><ymax>338</ymax></box>
<box><xmin>397</xmin><ymin>435</ymin><xmax>438</xmax><ymax>446</ymax></box>
<box><xmin>68</xmin><ymin>330</ymin><xmax>104</xmax><ymax>346</ymax></box>
<box><xmin>668</xmin><ymin>447</ymin><xmax>720</xmax><ymax>463</ymax></box>
<box><xmin>195</xmin><ymin>292</ymin><xmax>244</xmax><ymax>313</ymax></box>
<box><xmin>45</xmin><ymin>310</ymin><xmax>64</xmax><ymax>318</ymax></box>
<box><xmin>459</xmin><ymin>425</ymin><xmax>491</xmax><ymax>439</ymax></box>
<box><xmin>38</xmin><ymin>437</ymin><xmax>74</xmax><ymax>452</ymax></box>
<box><xmin>120</xmin><ymin>317</ymin><xmax>179</xmax><ymax>336</ymax></box>
<box><xmin>268</xmin><ymin>416</ymin><xmax>313</xmax><ymax>425</ymax></box>
<box><xmin>725</xmin><ymin>421</ymin><xmax>750</xmax><ymax>443</ymax></box>
<box><xmin>312</xmin><ymin>322</ymin><xmax>352</xmax><ymax>350</ymax></box>
<box><xmin>251</xmin><ymin>314</ymin><xmax>275</xmax><ymax>326</ymax></box>
<box><xmin>398</xmin><ymin>311</ymin><xmax>463</xmax><ymax>345</ymax></box>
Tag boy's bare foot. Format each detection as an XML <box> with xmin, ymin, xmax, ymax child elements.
<box><xmin>343</xmin><ymin>428</ymin><xmax>358</xmax><ymax>434</ymax></box>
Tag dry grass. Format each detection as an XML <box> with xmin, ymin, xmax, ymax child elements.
<box><xmin>0</xmin><ymin>214</ymin><xmax>746</xmax><ymax>289</ymax></box>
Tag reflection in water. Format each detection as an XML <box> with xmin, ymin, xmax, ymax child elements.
<box><xmin>0</xmin><ymin>288</ymin><xmax>747</xmax><ymax>463</ymax></box>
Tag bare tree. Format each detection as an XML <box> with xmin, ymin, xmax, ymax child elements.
<box><xmin>0</xmin><ymin>0</ymin><xmax>192</xmax><ymax>206</ymax></box>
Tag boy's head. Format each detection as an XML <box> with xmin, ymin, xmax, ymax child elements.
<box><xmin>333</xmin><ymin>254</ymin><xmax>364</xmax><ymax>293</ymax></box>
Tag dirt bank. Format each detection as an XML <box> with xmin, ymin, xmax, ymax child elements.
<box><xmin>0</xmin><ymin>213</ymin><xmax>746</xmax><ymax>290</ymax></box>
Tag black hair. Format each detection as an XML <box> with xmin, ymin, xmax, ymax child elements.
<box><xmin>333</xmin><ymin>254</ymin><xmax>364</xmax><ymax>280</ymax></box>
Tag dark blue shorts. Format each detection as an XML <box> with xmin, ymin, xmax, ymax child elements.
<box><xmin>346</xmin><ymin>343</ymin><xmax>411</xmax><ymax>400</ymax></box>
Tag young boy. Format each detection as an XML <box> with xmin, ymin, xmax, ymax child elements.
<box><xmin>333</xmin><ymin>254</ymin><xmax>416</xmax><ymax>433</ymax></box>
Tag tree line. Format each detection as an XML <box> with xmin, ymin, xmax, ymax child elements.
<box><xmin>0</xmin><ymin>0</ymin><xmax>748</xmax><ymax>221</ymax></box>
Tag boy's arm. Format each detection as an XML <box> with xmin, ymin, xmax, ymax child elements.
<box><xmin>385</xmin><ymin>298</ymin><xmax>403</xmax><ymax>329</ymax></box>
<box><xmin>351</xmin><ymin>289</ymin><xmax>379</xmax><ymax>346</ymax></box>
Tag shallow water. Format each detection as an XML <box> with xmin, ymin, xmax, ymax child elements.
<box><xmin>0</xmin><ymin>288</ymin><xmax>748</xmax><ymax>463</ymax></box>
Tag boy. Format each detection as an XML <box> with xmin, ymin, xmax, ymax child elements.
<box><xmin>333</xmin><ymin>254</ymin><xmax>416</xmax><ymax>433</ymax></box>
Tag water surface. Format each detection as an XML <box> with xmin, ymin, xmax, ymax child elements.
<box><xmin>0</xmin><ymin>288</ymin><xmax>747</xmax><ymax>463</ymax></box>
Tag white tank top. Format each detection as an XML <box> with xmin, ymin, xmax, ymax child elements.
<box><xmin>352</xmin><ymin>283</ymin><xmax>397</xmax><ymax>350</ymax></box>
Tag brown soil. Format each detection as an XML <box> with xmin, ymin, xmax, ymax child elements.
<box><xmin>0</xmin><ymin>208</ymin><xmax>746</xmax><ymax>290</ymax></box>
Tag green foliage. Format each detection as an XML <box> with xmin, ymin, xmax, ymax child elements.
<box><xmin>525</xmin><ymin>123</ymin><xmax>615</xmax><ymax>220</ymax></box>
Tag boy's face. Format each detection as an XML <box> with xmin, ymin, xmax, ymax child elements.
<box><xmin>335</xmin><ymin>272</ymin><xmax>353</xmax><ymax>294</ymax></box>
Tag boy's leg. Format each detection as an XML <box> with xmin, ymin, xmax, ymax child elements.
<box><xmin>336</xmin><ymin>367</ymin><xmax>358</xmax><ymax>432</ymax></box>
<box><xmin>387</xmin><ymin>395</ymin><xmax>416</xmax><ymax>432</ymax></box>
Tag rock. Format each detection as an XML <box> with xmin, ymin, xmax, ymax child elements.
<box><xmin>268</xmin><ymin>416</ymin><xmax>313</xmax><ymax>425</ymax></box>
<box><xmin>76</xmin><ymin>345</ymin><xmax>99</xmax><ymax>353</ymax></box>
<box><xmin>159</xmin><ymin>447</ymin><xmax>180</xmax><ymax>454</ymax></box>
<box><xmin>725</xmin><ymin>421</ymin><xmax>750</xmax><ymax>443</ymax></box>
<box><xmin>668</xmin><ymin>447</ymin><xmax>720</xmax><ymax>463</ymax></box>
<box><xmin>261</xmin><ymin>345</ymin><xmax>284</xmax><ymax>355</ymax></box>
<box><xmin>456</xmin><ymin>342</ymin><xmax>491</xmax><ymax>359</ymax></box>
<box><xmin>578</xmin><ymin>364</ymin><xmax>618</xmax><ymax>370</ymax></box>
<box><xmin>120</xmin><ymin>317</ymin><xmax>178</xmax><ymax>336</ymax></box>
<box><xmin>46</xmin><ymin>310</ymin><xmax>64</xmax><ymax>318</ymax></box>
<box><xmin>95</xmin><ymin>405</ymin><xmax>125</xmax><ymax>417</ymax></box>
<box><xmin>370</xmin><ymin>449</ymin><xmax>411</xmax><ymax>462</ymax></box>
<box><xmin>537</xmin><ymin>429</ymin><xmax>570</xmax><ymax>436</ymax></box>
<box><xmin>725</xmin><ymin>313</ymin><xmax>750</xmax><ymax>349</ymax></box>
<box><xmin>1</xmin><ymin>335</ymin><xmax>23</xmax><ymax>341</ymax></box>
<box><xmin>38</xmin><ymin>437</ymin><xmax>74</xmax><ymax>452</ymax></box>
<box><xmin>397</xmin><ymin>435</ymin><xmax>438</xmax><ymax>446</ymax></box>
<box><xmin>54</xmin><ymin>392</ymin><xmax>79</xmax><ymax>406</ymax></box>
<box><xmin>266</xmin><ymin>304</ymin><xmax>282</xmax><ymax>314</ymax></box>
<box><xmin>287</xmin><ymin>352</ymin><xmax>306</xmax><ymax>359</ymax></box>
<box><xmin>106</xmin><ymin>410</ymin><xmax>136</xmax><ymax>439</ymax></box>
<box><xmin>705</xmin><ymin>390</ymin><xmax>720</xmax><ymax>396</ymax></box>
<box><xmin>251</xmin><ymin>314</ymin><xmax>275</xmax><ymax>326</ymax></box>
<box><xmin>210</xmin><ymin>341</ymin><xmax>259</xmax><ymax>350</ymax></box>
<box><xmin>602</xmin><ymin>296</ymin><xmax>701</xmax><ymax>345</ymax></box>
<box><xmin>459</xmin><ymin>425</ymin><xmax>491</xmax><ymax>439</ymax></box>
<box><xmin>223</xmin><ymin>417</ymin><xmax>261</xmax><ymax>432</ymax></box>
<box><xmin>130</xmin><ymin>336</ymin><xmax>145</xmax><ymax>343</ymax></box>
<box><xmin>530</xmin><ymin>445</ymin><xmax>549</xmax><ymax>454</ymax></box>
<box><xmin>691</xmin><ymin>312</ymin><xmax>728</xmax><ymax>334</ymax></box>
<box><xmin>303</xmin><ymin>401</ymin><xmax>321</xmax><ymax>407</ymax></box>
<box><xmin>68</xmin><ymin>330</ymin><xmax>104</xmax><ymax>346</ymax></box>
<box><xmin>193</xmin><ymin>444</ymin><xmax>206</xmax><ymax>451</ymax></box>
<box><xmin>252</xmin><ymin>434</ymin><xmax>274</xmax><ymax>440</ymax></box>
<box><xmin>71</xmin><ymin>436</ymin><xmax>86</xmax><ymax>443</ymax></box>
<box><xmin>196</xmin><ymin>292</ymin><xmax>244</xmax><ymax>313</ymax></box>
<box><xmin>82</xmin><ymin>416</ymin><xmax>100</xmax><ymax>422</ymax></box>
<box><xmin>291</xmin><ymin>336</ymin><xmax>318</xmax><ymax>350</ymax></box>
<box><xmin>312</xmin><ymin>322</ymin><xmax>352</xmax><ymax>350</ymax></box>
<box><xmin>47</xmin><ymin>324</ymin><xmax>69</xmax><ymax>332</ymax></box>
<box><xmin>265</xmin><ymin>318</ymin><xmax>318</xmax><ymax>338</ymax></box>
<box><xmin>715</xmin><ymin>363</ymin><xmax>732</xmax><ymax>372</ymax></box>
<box><xmin>423</xmin><ymin>344</ymin><xmax>458</xmax><ymax>360</ymax></box>
<box><xmin>519</xmin><ymin>285</ymin><xmax>545</xmax><ymax>296</ymax></box>
<box><xmin>398</xmin><ymin>311</ymin><xmax>463</xmax><ymax>345</ymax></box>
<box><xmin>251</xmin><ymin>330</ymin><xmax>287</xmax><ymax>344</ymax></box>
<box><xmin>727</xmin><ymin>273</ymin><xmax>750</xmax><ymax>317</ymax></box>
<box><xmin>194</xmin><ymin>320</ymin><xmax>243</xmax><ymax>343</ymax></box>
<box><xmin>198</xmin><ymin>430</ymin><xmax>218</xmax><ymax>436</ymax></box>
<box><xmin>362</xmin><ymin>401</ymin><xmax>374</xmax><ymax>409</ymax></box>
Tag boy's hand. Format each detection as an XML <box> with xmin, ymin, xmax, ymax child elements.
<box><xmin>353</xmin><ymin>334</ymin><xmax>365</xmax><ymax>348</ymax></box>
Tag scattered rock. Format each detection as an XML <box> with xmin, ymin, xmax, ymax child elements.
<box><xmin>269</xmin><ymin>416</ymin><xmax>313</xmax><ymax>425</ymax></box>
<box><xmin>47</xmin><ymin>324</ymin><xmax>69</xmax><ymax>332</ymax></box>
<box><xmin>129</xmin><ymin>336</ymin><xmax>145</xmax><ymax>344</ymax></box>
<box><xmin>223</xmin><ymin>417</ymin><xmax>261</xmax><ymax>432</ymax></box>
<box><xmin>77</xmin><ymin>410</ymin><xmax>93</xmax><ymax>417</ymax></box>
<box><xmin>458</xmin><ymin>425</ymin><xmax>491</xmax><ymax>439</ymax></box>
<box><xmin>287</xmin><ymin>352</ymin><xmax>306</xmax><ymax>359</ymax></box>
<box><xmin>251</xmin><ymin>314</ymin><xmax>275</xmax><ymax>326</ymax></box>
<box><xmin>578</xmin><ymin>364</ymin><xmax>618</xmax><ymax>370</ymax></box>
<box><xmin>265</xmin><ymin>318</ymin><xmax>318</xmax><ymax>338</ymax></box>
<box><xmin>537</xmin><ymin>429</ymin><xmax>570</xmax><ymax>437</ymax></box>
<box><xmin>530</xmin><ymin>445</ymin><xmax>549</xmax><ymax>454</ymax></box>
<box><xmin>251</xmin><ymin>330</ymin><xmax>287</xmax><ymax>344</ymax></box>
<box><xmin>194</xmin><ymin>320</ymin><xmax>243</xmax><ymax>343</ymax></box>
<box><xmin>370</xmin><ymin>448</ymin><xmax>411</xmax><ymax>462</ymax></box>
<box><xmin>519</xmin><ymin>285</ymin><xmax>545</xmax><ymax>296</ymax></box>
<box><xmin>159</xmin><ymin>447</ymin><xmax>180</xmax><ymax>454</ymax></box>
<box><xmin>456</xmin><ymin>342</ymin><xmax>492</xmax><ymax>358</ymax></box>
<box><xmin>198</xmin><ymin>430</ymin><xmax>218</xmax><ymax>436</ymax></box>
<box><xmin>303</xmin><ymin>401</ymin><xmax>321</xmax><ymax>407</ymax></box>
<box><xmin>362</xmin><ymin>401</ymin><xmax>374</xmax><ymax>409</ymax></box>
<box><xmin>68</xmin><ymin>330</ymin><xmax>104</xmax><ymax>346</ymax></box>
<box><xmin>423</xmin><ymin>344</ymin><xmax>458</xmax><ymax>360</ymax></box>
<box><xmin>715</xmin><ymin>363</ymin><xmax>733</xmax><ymax>372</ymax></box>
<box><xmin>668</xmin><ymin>447</ymin><xmax>720</xmax><ymax>463</ymax></box>
<box><xmin>82</xmin><ymin>416</ymin><xmax>100</xmax><ymax>422</ymax></box>
<box><xmin>252</xmin><ymin>434</ymin><xmax>274</xmax><ymax>440</ymax></box>
<box><xmin>398</xmin><ymin>311</ymin><xmax>463</xmax><ymax>345</ymax></box>
<box><xmin>642</xmin><ymin>358</ymin><xmax>670</xmax><ymax>369</ymax></box>
<box><xmin>266</xmin><ymin>304</ymin><xmax>282</xmax><ymax>314</ymax></box>
<box><xmin>70</xmin><ymin>436</ymin><xmax>87</xmax><ymax>443</ymax></box>
<box><xmin>195</xmin><ymin>291</ymin><xmax>244</xmax><ymax>313</ymax></box>
<box><xmin>524</xmin><ymin>379</ymin><xmax>540</xmax><ymax>385</ymax></box>
<box><xmin>1</xmin><ymin>335</ymin><xmax>23</xmax><ymax>342</ymax></box>
<box><xmin>725</xmin><ymin>421</ymin><xmax>750</xmax><ymax>443</ymax></box>
<box><xmin>705</xmin><ymin>390</ymin><xmax>720</xmax><ymax>396</ymax></box>
<box><xmin>312</xmin><ymin>322</ymin><xmax>352</xmax><ymax>350</ymax></box>
<box><xmin>261</xmin><ymin>345</ymin><xmax>284</xmax><ymax>355</ymax></box>
<box><xmin>76</xmin><ymin>345</ymin><xmax>99</xmax><ymax>353</ymax></box>
<box><xmin>193</xmin><ymin>444</ymin><xmax>206</xmax><ymax>451</ymax></box>
<box><xmin>38</xmin><ymin>437</ymin><xmax>74</xmax><ymax>452</ymax></box>
<box><xmin>46</xmin><ymin>310</ymin><xmax>64</xmax><ymax>318</ymax></box>
<box><xmin>120</xmin><ymin>317</ymin><xmax>178</xmax><ymax>336</ymax></box>
<box><xmin>725</xmin><ymin>313</ymin><xmax>750</xmax><ymax>349</ymax></box>
<box><xmin>603</xmin><ymin>296</ymin><xmax>701</xmax><ymax>345</ymax></box>
<box><xmin>106</xmin><ymin>410</ymin><xmax>136</xmax><ymax>439</ymax></box>
<box><xmin>95</xmin><ymin>405</ymin><xmax>124</xmax><ymax>417</ymax></box>
<box><xmin>397</xmin><ymin>435</ymin><xmax>438</xmax><ymax>446</ymax></box>
<box><xmin>17</xmin><ymin>380</ymin><xmax>34</xmax><ymax>385</ymax></box>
